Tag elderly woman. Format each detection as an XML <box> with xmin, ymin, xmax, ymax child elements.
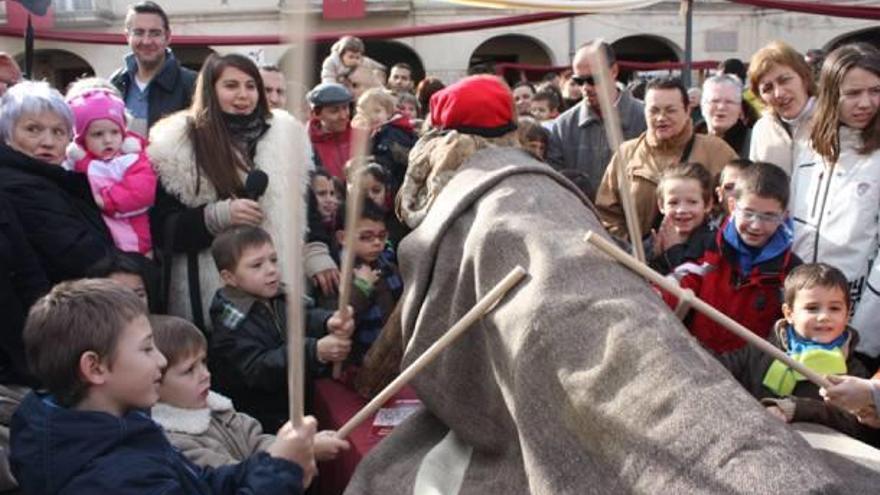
<box><xmin>0</xmin><ymin>82</ymin><xmax>97</xmax><ymax>491</ymax></box>
<box><xmin>696</xmin><ymin>74</ymin><xmax>752</xmax><ymax>158</ymax></box>
<box><xmin>0</xmin><ymin>81</ymin><xmax>115</xmax><ymax>284</ymax></box>
<box><xmin>595</xmin><ymin>76</ymin><xmax>737</xmax><ymax>241</ymax></box>
<box><xmin>149</xmin><ymin>53</ymin><xmax>317</xmax><ymax>329</ymax></box>
<box><xmin>748</xmin><ymin>41</ymin><xmax>817</xmax><ymax>174</ymax></box>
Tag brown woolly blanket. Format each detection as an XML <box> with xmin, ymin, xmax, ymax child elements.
<box><xmin>345</xmin><ymin>146</ymin><xmax>878</xmax><ymax>494</ymax></box>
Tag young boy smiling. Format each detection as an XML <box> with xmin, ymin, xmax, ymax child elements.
<box><xmin>11</xmin><ymin>279</ymin><xmax>316</xmax><ymax>494</ymax></box>
<box><xmin>719</xmin><ymin>263</ymin><xmax>880</xmax><ymax>446</ymax></box>
<box><xmin>648</xmin><ymin>162</ymin><xmax>715</xmax><ymax>274</ymax></box>
<box><xmin>665</xmin><ymin>161</ymin><xmax>800</xmax><ymax>353</ymax></box>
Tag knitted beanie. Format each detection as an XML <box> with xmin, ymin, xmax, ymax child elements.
<box><xmin>67</xmin><ymin>89</ymin><xmax>126</xmax><ymax>143</ymax></box>
<box><xmin>429</xmin><ymin>75</ymin><xmax>516</xmax><ymax>137</ymax></box>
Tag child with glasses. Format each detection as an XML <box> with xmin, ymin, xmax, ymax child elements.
<box><xmin>335</xmin><ymin>199</ymin><xmax>402</xmax><ymax>365</ymax></box>
<box><xmin>664</xmin><ymin>161</ymin><xmax>801</xmax><ymax>354</ymax></box>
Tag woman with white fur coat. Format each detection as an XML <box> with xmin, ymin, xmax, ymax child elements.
<box><xmin>148</xmin><ymin>53</ymin><xmax>318</xmax><ymax>328</ymax></box>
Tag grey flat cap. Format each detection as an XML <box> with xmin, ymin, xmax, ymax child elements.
<box><xmin>307</xmin><ymin>82</ymin><xmax>353</xmax><ymax>107</ymax></box>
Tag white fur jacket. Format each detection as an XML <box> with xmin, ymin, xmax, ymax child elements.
<box><xmin>148</xmin><ymin>109</ymin><xmax>313</xmax><ymax>325</ymax></box>
<box><xmin>151</xmin><ymin>391</ymin><xmax>275</xmax><ymax>468</ymax></box>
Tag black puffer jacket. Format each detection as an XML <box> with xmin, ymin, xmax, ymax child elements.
<box><xmin>0</xmin><ymin>194</ymin><xmax>49</xmax><ymax>386</ymax></box>
<box><xmin>0</xmin><ymin>144</ymin><xmax>114</xmax><ymax>284</ymax></box>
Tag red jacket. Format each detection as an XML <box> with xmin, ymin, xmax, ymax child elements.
<box><xmin>663</xmin><ymin>222</ymin><xmax>799</xmax><ymax>354</ymax></box>
<box><xmin>308</xmin><ymin>118</ymin><xmax>352</xmax><ymax>181</ymax></box>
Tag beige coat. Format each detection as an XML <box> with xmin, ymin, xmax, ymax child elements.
<box><xmin>748</xmin><ymin>98</ymin><xmax>816</xmax><ymax>176</ymax></box>
<box><xmin>345</xmin><ymin>147</ymin><xmax>875</xmax><ymax>494</ymax></box>
<box><xmin>151</xmin><ymin>392</ymin><xmax>274</xmax><ymax>468</ymax></box>
<box><xmin>595</xmin><ymin>131</ymin><xmax>737</xmax><ymax>241</ymax></box>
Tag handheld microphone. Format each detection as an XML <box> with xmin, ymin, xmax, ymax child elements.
<box><xmin>244</xmin><ymin>170</ymin><xmax>269</xmax><ymax>200</ymax></box>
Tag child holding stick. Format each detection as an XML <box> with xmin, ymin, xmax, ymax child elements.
<box><xmin>208</xmin><ymin>226</ymin><xmax>354</xmax><ymax>431</ymax></box>
<box><xmin>11</xmin><ymin>279</ymin><xmax>317</xmax><ymax>494</ymax></box>
<box><xmin>719</xmin><ymin>263</ymin><xmax>880</xmax><ymax>446</ymax></box>
<box><xmin>150</xmin><ymin>315</ymin><xmax>349</xmax><ymax>468</ymax></box>
<box><xmin>335</xmin><ymin>199</ymin><xmax>402</xmax><ymax>366</ymax></box>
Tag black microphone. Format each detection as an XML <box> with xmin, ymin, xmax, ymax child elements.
<box><xmin>244</xmin><ymin>170</ymin><xmax>269</xmax><ymax>200</ymax></box>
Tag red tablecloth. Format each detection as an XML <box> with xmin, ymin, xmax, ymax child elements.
<box><xmin>313</xmin><ymin>378</ymin><xmax>417</xmax><ymax>495</ymax></box>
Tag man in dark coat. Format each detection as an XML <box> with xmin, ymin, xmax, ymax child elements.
<box><xmin>110</xmin><ymin>1</ymin><xmax>196</xmax><ymax>134</ymax></box>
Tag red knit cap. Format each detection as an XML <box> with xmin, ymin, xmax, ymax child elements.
<box><xmin>430</xmin><ymin>75</ymin><xmax>516</xmax><ymax>137</ymax></box>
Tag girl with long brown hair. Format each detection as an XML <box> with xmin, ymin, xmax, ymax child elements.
<box><xmin>790</xmin><ymin>43</ymin><xmax>880</xmax><ymax>361</ymax></box>
<box><xmin>148</xmin><ymin>53</ymin><xmax>314</xmax><ymax>328</ymax></box>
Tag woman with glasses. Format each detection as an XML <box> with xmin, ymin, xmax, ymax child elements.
<box><xmin>790</xmin><ymin>44</ymin><xmax>880</xmax><ymax>363</ymax></box>
<box><xmin>747</xmin><ymin>41</ymin><xmax>817</xmax><ymax>175</ymax></box>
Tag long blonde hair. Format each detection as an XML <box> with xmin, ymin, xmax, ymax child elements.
<box><xmin>810</xmin><ymin>44</ymin><xmax>880</xmax><ymax>163</ymax></box>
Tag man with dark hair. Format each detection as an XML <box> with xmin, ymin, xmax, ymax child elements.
<box><xmin>387</xmin><ymin>63</ymin><xmax>414</xmax><ymax>95</ymax></box>
<box><xmin>110</xmin><ymin>1</ymin><xmax>197</xmax><ymax>134</ymax></box>
<box><xmin>547</xmin><ymin>40</ymin><xmax>646</xmax><ymax>200</ymax></box>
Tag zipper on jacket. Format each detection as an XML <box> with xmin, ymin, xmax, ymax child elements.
<box><xmin>810</xmin><ymin>163</ymin><xmax>836</xmax><ymax>263</ymax></box>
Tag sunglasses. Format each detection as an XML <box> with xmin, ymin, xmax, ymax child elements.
<box><xmin>571</xmin><ymin>75</ymin><xmax>596</xmax><ymax>86</ymax></box>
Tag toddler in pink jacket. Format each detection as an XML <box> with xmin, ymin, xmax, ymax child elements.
<box><xmin>67</xmin><ymin>89</ymin><xmax>155</xmax><ymax>256</ymax></box>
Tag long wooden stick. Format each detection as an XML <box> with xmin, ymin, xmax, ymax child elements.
<box><xmin>586</xmin><ymin>42</ymin><xmax>645</xmax><ymax>263</ymax></box>
<box><xmin>332</xmin><ymin>159</ymin><xmax>368</xmax><ymax>379</ymax></box>
<box><xmin>584</xmin><ymin>230</ymin><xmax>833</xmax><ymax>389</ymax></box>
<box><xmin>281</xmin><ymin>0</ymin><xmax>312</xmax><ymax>427</ymax></box>
<box><xmin>335</xmin><ymin>265</ymin><xmax>528</xmax><ymax>439</ymax></box>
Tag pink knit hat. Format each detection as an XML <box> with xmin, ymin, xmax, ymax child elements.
<box><xmin>67</xmin><ymin>89</ymin><xmax>126</xmax><ymax>143</ymax></box>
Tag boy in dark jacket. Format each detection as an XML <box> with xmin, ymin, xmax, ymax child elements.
<box><xmin>11</xmin><ymin>278</ymin><xmax>316</xmax><ymax>495</ymax></box>
<box><xmin>664</xmin><ymin>161</ymin><xmax>800</xmax><ymax>354</ymax></box>
<box><xmin>209</xmin><ymin>226</ymin><xmax>353</xmax><ymax>431</ymax></box>
<box><xmin>719</xmin><ymin>263</ymin><xmax>880</xmax><ymax>447</ymax></box>
<box><xmin>335</xmin><ymin>200</ymin><xmax>403</xmax><ymax>365</ymax></box>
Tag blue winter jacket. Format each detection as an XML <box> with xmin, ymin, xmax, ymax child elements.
<box><xmin>10</xmin><ymin>392</ymin><xmax>303</xmax><ymax>494</ymax></box>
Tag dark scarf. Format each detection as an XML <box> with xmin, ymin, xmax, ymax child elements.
<box><xmin>222</xmin><ymin>111</ymin><xmax>270</xmax><ymax>162</ymax></box>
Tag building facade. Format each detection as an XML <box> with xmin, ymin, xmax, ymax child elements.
<box><xmin>0</xmin><ymin>0</ymin><xmax>877</xmax><ymax>91</ymax></box>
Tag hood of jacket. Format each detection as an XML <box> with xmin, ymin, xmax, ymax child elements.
<box><xmin>151</xmin><ymin>391</ymin><xmax>234</xmax><ymax>435</ymax></box>
<box><xmin>10</xmin><ymin>392</ymin><xmax>171</xmax><ymax>495</ymax></box>
<box><xmin>722</xmin><ymin>216</ymin><xmax>793</xmax><ymax>276</ymax></box>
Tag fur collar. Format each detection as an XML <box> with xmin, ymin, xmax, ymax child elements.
<box><xmin>151</xmin><ymin>391</ymin><xmax>233</xmax><ymax>435</ymax></box>
<box><xmin>148</xmin><ymin>109</ymin><xmax>303</xmax><ymax>208</ymax></box>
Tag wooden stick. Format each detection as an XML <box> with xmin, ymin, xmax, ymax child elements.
<box><xmin>584</xmin><ymin>230</ymin><xmax>833</xmax><ymax>390</ymax></box>
<box><xmin>335</xmin><ymin>265</ymin><xmax>528</xmax><ymax>439</ymax></box>
<box><xmin>674</xmin><ymin>288</ymin><xmax>694</xmax><ymax>320</ymax></box>
<box><xmin>585</xmin><ymin>42</ymin><xmax>645</xmax><ymax>263</ymax></box>
<box><xmin>332</xmin><ymin>159</ymin><xmax>368</xmax><ymax>379</ymax></box>
<box><xmin>281</xmin><ymin>0</ymin><xmax>312</xmax><ymax>427</ymax></box>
